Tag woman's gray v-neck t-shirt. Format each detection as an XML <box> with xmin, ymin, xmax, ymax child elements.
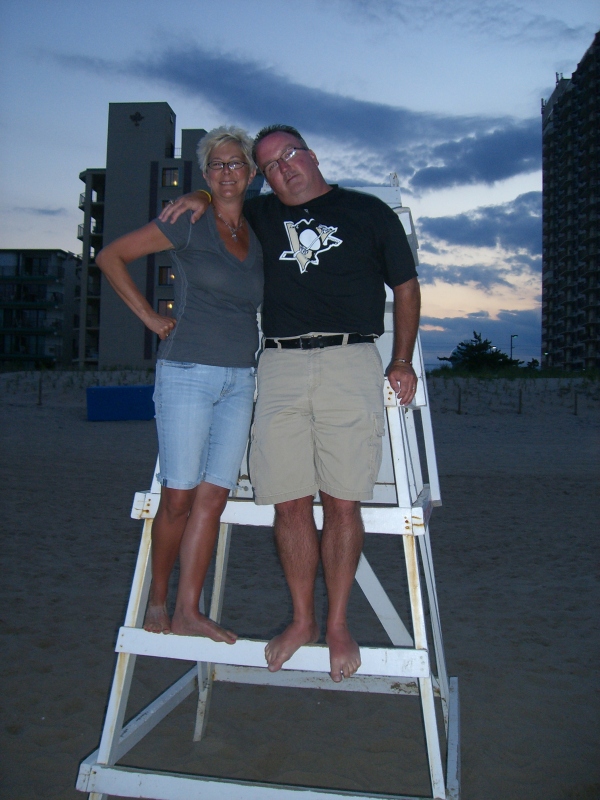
<box><xmin>154</xmin><ymin>208</ymin><xmax>263</xmax><ymax>367</ymax></box>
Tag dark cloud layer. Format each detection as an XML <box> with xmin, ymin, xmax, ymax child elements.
<box><xmin>417</xmin><ymin>262</ymin><xmax>515</xmax><ymax>292</ymax></box>
<box><xmin>412</xmin><ymin>123</ymin><xmax>540</xmax><ymax>189</ymax></box>
<box><xmin>420</xmin><ymin>307</ymin><xmax>541</xmax><ymax>365</ymax></box>
<box><xmin>53</xmin><ymin>46</ymin><xmax>541</xmax><ymax>191</ymax></box>
<box><xmin>414</xmin><ymin>193</ymin><xmax>541</xmax><ymax>295</ymax></box>
<box><xmin>418</xmin><ymin>192</ymin><xmax>542</xmax><ymax>254</ymax></box>
<box><xmin>14</xmin><ymin>206</ymin><xmax>68</xmax><ymax>216</ymax></box>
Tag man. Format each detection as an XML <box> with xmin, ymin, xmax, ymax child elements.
<box><xmin>161</xmin><ymin>125</ymin><xmax>420</xmax><ymax>682</ymax></box>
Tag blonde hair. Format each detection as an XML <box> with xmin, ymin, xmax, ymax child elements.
<box><xmin>197</xmin><ymin>126</ymin><xmax>256</xmax><ymax>173</ymax></box>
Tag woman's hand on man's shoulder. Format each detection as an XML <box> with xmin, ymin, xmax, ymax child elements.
<box><xmin>159</xmin><ymin>191</ymin><xmax>211</xmax><ymax>224</ymax></box>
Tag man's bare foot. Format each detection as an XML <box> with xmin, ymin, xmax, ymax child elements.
<box><xmin>326</xmin><ymin>623</ymin><xmax>361</xmax><ymax>682</ymax></box>
<box><xmin>143</xmin><ymin>603</ymin><xmax>171</xmax><ymax>633</ymax></box>
<box><xmin>171</xmin><ymin>608</ymin><xmax>237</xmax><ymax>643</ymax></box>
<box><xmin>265</xmin><ymin>620</ymin><xmax>320</xmax><ymax>672</ymax></box>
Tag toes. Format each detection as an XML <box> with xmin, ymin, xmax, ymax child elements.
<box><xmin>330</xmin><ymin>655</ymin><xmax>361</xmax><ymax>681</ymax></box>
<box><xmin>266</xmin><ymin>655</ymin><xmax>284</xmax><ymax>672</ymax></box>
<box><xmin>144</xmin><ymin>622</ymin><xmax>168</xmax><ymax>634</ymax></box>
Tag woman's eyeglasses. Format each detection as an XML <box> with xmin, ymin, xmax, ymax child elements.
<box><xmin>207</xmin><ymin>160</ymin><xmax>249</xmax><ymax>171</ymax></box>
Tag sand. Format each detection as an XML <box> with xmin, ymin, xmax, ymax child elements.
<box><xmin>1</xmin><ymin>371</ymin><xmax>599</xmax><ymax>800</ymax></box>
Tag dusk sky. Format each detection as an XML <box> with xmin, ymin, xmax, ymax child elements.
<box><xmin>1</xmin><ymin>0</ymin><xmax>598</xmax><ymax>364</ymax></box>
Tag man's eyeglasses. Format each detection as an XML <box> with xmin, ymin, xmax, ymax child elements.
<box><xmin>207</xmin><ymin>160</ymin><xmax>249</xmax><ymax>171</ymax></box>
<box><xmin>262</xmin><ymin>147</ymin><xmax>308</xmax><ymax>177</ymax></box>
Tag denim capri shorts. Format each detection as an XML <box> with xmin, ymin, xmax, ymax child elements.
<box><xmin>154</xmin><ymin>359</ymin><xmax>256</xmax><ymax>491</ymax></box>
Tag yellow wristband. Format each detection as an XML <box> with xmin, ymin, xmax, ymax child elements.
<box><xmin>198</xmin><ymin>189</ymin><xmax>212</xmax><ymax>203</ymax></box>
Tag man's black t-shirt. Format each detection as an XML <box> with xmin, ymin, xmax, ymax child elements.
<box><xmin>244</xmin><ymin>186</ymin><xmax>417</xmax><ymax>338</ymax></box>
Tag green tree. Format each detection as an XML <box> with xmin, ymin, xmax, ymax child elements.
<box><xmin>438</xmin><ymin>331</ymin><xmax>522</xmax><ymax>371</ymax></box>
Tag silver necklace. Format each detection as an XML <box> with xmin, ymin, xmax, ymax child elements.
<box><xmin>216</xmin><ymin>211</ymin><xmax>244</xmax><ymax>240</ymax></box>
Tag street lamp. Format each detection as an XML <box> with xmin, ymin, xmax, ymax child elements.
<box><xmin>510</xmin><ymin>334</ymin><xmax>518</xmax><ymax>360</ymax></box>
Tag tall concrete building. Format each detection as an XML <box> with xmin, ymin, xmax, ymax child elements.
<box><xmin>0</xmin><ymin>249</ymin><xmax>79</xmax><ymax>368</ymax></box>
<box><xmin>541</xmin><ymin>31</ymin><xmax>599</xmax><ymax>371</ymax></box>
<box><xmin>77</xmin><ymin>102</ymin><xmax>264</xmax><ymax>368</ymax></box>
<box><xmin>77</xmin><ymin>102</ymin><xmax>208</xmax><ymax>367</ymax></box>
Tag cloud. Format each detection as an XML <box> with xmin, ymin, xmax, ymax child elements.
<box><xmin>506</xmin><ymin>252</ymin><xmax>542</xmax><ymax>274</ymax></box>
<box><xmin>14</xmin><ymin>206</ymin><xmax>68</xmax><ymax>216</ymax></box>
<box><xmin>417</xmin><ymin>262</ymin><xmax>515</xmax><ymax>292</ymax></box>
<box><xmin>417</xmin><ymin>192</ymin><xmax>542</xmax><ymax>254</ymax></box>
<box><xmin>420</xmin><ymin>242</ymin><xmax>441</xmax><ymax>255</ymax></box>
<box><xmin>419</xmin><ymin>307</ymin><xmax>541</xmax><ymax>364</ymax></box>
<box><xmin>52</xmin><ymin>46</ymin><xmax>541</xmax><ymax>191</ymax></box>
<box><xmin>411</xmin><ymin>123</ymin><xmax>540</xmax><ymax>190</ymax></box>
<box><xmin>331</xmin><ymin>0</ymin><xmax>592</xmax><ymax>44</ymax></box>
<box><xmin>415</xmin><ymin>193</ymin><xmax>542</xmax><ymax>295</ymax></box>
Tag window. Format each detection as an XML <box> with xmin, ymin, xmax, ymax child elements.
<box><xmin>158</xmin><ymin>267</ymin><xmax>174</xmax><ymax>285</ymax></box>
<box><xmin>162</xmin><ymin>168</ymin><xmax>179</xmax><ymax>187</ymax></box>
<box><xmin>158</xmin><ymin>300</ymin><xmax>174</xmax><ymax>317</ymax></box>
<box><xmin>0</xmin><ymin>284</ymin><xmax>16</xmax><ymax>302</ymax></box>
<box><xmin>22</xmin><ymin>285</ymin><xmax>47</xmax><ymax>302</ymax></box>
<box><xmin>0</xmin><ymin>253</ymin><xmax>17</xmax><ymax>276</ymax></box>
<box><xmin>23</xmin><ymin>257</ymin><xmax>49</xmax><ymax>276</ymax></box>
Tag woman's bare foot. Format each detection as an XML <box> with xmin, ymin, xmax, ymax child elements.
<box><xmin>143</xmin><ymin>603</ymin><xmax>171</xmax><ymax>633</ymax></box>
<box><xmin>171</xmin><ymin>608</ymin><xmax>237</xmax><ymax>643</ymax></box>
<box><xmin>265</xmin><ymin>619</ymin><xmax>320</xmax><ymax>672</ymax></box>
<box><xmin>326</xmin><ymin>623</ymin><xmax>361</xmax><ymax>682</ymax></box>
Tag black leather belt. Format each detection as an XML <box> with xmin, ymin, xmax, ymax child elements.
<box><xmin>264</xmin><ymin>333</ymin><xmax>376</xmax><ymax>350</ymax></box>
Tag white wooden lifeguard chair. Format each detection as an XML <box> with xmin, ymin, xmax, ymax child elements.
<box><xmin>76</xmin><ymin>190</ymin><xmax>460</xmax><ymax>800</ymax></box>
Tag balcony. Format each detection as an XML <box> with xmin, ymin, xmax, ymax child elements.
<box><xmin>78</xmin><ymin>222</ymin><xmax>104</xmax><ymax>241</ymax></box>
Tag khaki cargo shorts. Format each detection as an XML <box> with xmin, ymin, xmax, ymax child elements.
<box><xmin>249</xmin><ymin>343</ymin><xmax>385</xmax><ymax>505</ymax></box>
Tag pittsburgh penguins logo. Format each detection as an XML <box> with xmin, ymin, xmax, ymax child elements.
<box><xmin>279</xmin><ymin>218</ymin><xmax>343</xmax><ymax>274</ymax></box>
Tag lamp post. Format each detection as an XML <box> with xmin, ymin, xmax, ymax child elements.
<box><xmin>510</xmin><ymin>334</ymin><xmax>518</xmax><ymax>360</ymax></box>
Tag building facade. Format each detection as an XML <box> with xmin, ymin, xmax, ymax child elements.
<box><xmin>0</xmin><ymin>249</ymin><xmax>79</xmax><ymax>368</ymax></box>
<box><xmin>77</xmin><ymin>102</ymin><xmax>263</xmax><ymax>368</ymax></box>
<box><xmin>541</xmin><ymin>31</ymin><xmax>599</xmax><ymax>371</ymax></box>
<box><xmin>76</xmin><ymin>167</ymin><xmax>105</xmax><ymax>365</ymax></box>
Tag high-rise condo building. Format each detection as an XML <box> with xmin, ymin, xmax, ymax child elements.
<box><xmin>541</xmin><ymin>31</ymin><xmax>599</xmax><ymax>371</ymax></box>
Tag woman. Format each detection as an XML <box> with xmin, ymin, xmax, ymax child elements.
<box><xmin>96</xmin><ymin>127</ymin><xmax>263</xmax><ymax>642</ymax></box>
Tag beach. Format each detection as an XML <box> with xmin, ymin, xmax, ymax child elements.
<box><xmin>1</xmin><ymin>371</ymin><xmax>599</xmax><ymax>800</ymax></box>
